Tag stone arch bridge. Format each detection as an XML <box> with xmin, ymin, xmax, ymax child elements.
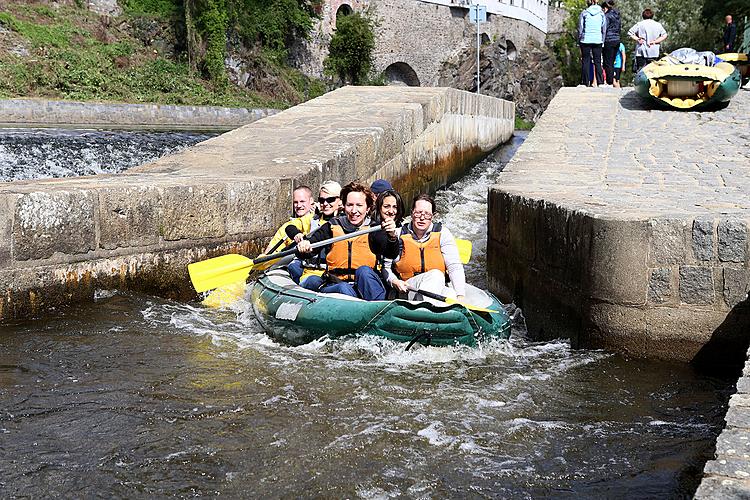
<box><xmin>294</xmin><ymin>0</ymin><xmax>548</xmax><ymax>87</ymax></box>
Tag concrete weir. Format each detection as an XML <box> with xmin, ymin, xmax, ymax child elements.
<box><xmin>0</xmin><ymin>86</ymin><xmax>514</xmax><ymax>321</ymax></box>
<box><xmin>488</xmin><ymin>87</ymin><xmax>750</xmax><ymax>363</ymax></box>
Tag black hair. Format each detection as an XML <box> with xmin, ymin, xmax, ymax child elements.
<box><xmin>375</xmin><ymin>189</ymin><xmax>405</xmax><ymax>225</ymax></box>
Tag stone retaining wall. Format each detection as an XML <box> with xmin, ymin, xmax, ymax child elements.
<box><xmin>0</xmin><ymin>99</ymin><xmax>278</xmax><ymax>130</ymax></box>
<box><xmin>0</xmin><ymin>86</ymin><xmax>513</xmax><ymax>321</ymax></box>
<box><xmin>487</xmin><ymin>87</ymin><xmax>750</xmax><ymax>363</ymax></box>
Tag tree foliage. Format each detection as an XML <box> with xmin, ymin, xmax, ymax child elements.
<box><xmin>324</xmin><ymin>12</ymin><xmax>375</xmax><ymax>85</ymax></box>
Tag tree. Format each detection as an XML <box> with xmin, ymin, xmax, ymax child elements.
<box><xmin>324</xmin><ymin>12</ymin><xmax>375</xmax><ymax>85</ymax></box>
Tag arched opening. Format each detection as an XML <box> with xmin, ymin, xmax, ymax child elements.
<box><xmin>336</xmin><ymin>4</ymin><xmax>353</xmax><ymax>18</ymax></box>
<box><xmin>384</xmin><ymin>62</ymin><xmax>421</xmax><ymax>87</ymax></box>
<box><xmin>481</xmin><ymin>33</ymin><xmax>491</xmax><ymax>45</ymax></box>
<box><xmin>506</xmin><ymin>39</ymin><xmax>518</xmax><ymax>61</ymax></box>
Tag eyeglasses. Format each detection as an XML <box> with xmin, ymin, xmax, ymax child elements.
<box><xmin>318</xmin><ymin>196</ymin><xmax>339</xmax><ymax>205</ymax></box>
<box><xmin>412</xmin><ymin>211</ymin><xmax>433</xmax><ymax>220</ymax></box>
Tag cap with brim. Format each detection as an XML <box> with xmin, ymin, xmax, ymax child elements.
<box><xmin>370</xmin><ymin>179</ymin><xmax>393</xmax><ymax>195</ymax></box>
<box><xmin>320</xmin><ymin>180</ymin><xmax>342</xmax><ymax>197</ymax></box>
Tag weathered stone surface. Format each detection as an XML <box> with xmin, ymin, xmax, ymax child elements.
<box><xmin>0</xmin><ymin>98</ymin><xmax>277</xmax><ymax>130</ymax></box>
<box><xmin>679</xmin><ymin>266</ymin><xmax>715</xmax><ymax>305</ymax></box>
<box><xmin>724</xmin><ymin>268</ymin><xmax>750</xmax><ymax>308</ymax></box>
<box><xmin>13</xmin><ymin>190</ymin><xmax>96</xmax><ymax>260</ymax></box>
<box><xmin>715</xmin><ymin>428</ymin><xmax>750</xmax><ymax>458</ymax></box>
<box><xmin>719</xmin><ymin>219</ymin><xmax>748</xmax><ymax>263</ymax></box>
<box><xmin>160</xmin><ymin>185</ymin><xmax>227</xmax><ymax>241</ymax></box>
<box><xmin>588</xmin><ymin>218</ymin><xmax>648</xmax><ymax>305</ymax></box>
<box><xmin>99</xmin><ymin>185</ymin><xmax>163</xmax><ymax>250</ymax></box>
<box><xmin>0</xmin><ymin>194</ymin><xmax>16</xmax><ymax>266</ymax></box>
<box><xmin>704</xmin><ymin>458</ymin><xmax>750</xmax><ymax>481</ymax></box>
<box><xmin>727</xmin><ymin>405</ymin><xmax>750</xmax><ymax>429</ymax></box>
<box><xmin>650</xmin><ymin>219</ymin><xmax>688</xmax><ymax>265</ymax></box>
<box><xmin>226</xmin><ymin>179</ymin><xmax>288</xmax><ymax>235</ymax></box>
<box><xmin>693</xmin><ymin>218</ymin><xmax>714</xmax><ymax>262</ymax></box>
<box><xmin>648</xmin><ymin>267</ymin><xmax>673</xmax><ymax>304</ymax></box>
<box><xmin>694</xmin><ymin>476</ymin><xmax>750</xmax><ymax>499</ymax></box>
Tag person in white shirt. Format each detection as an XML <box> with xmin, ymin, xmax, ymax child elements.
<box><xmin>384</xmin><ymin>194</ymin><xmax>466</xmax><ymax>304</ymax></box>
<box><xmin>628</xmin><ymin>8</ymin><xmax>668</xmax><ymax>73</ymax></box>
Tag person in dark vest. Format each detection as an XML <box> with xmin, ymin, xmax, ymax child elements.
<box><xmin>295</xmin><ymin>181</ymin><xmax>399</xmax><ymax>301</ymax></box>
<box><xmin>723</xmin><ymin>15</ymin><xmax>737</xmax><ymax>52</ymax></box>
<box><xmin>602</xmin><ymin>0</ymin><xmax>621</xmax><ymax>87</ymax></box>
<box><xmin>383</xmin><ymin>194</ymin><xmax>466</xmax><ymax>303</ymax></box>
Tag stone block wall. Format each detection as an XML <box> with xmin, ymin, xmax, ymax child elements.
<box><xmin>0</xmin><ymin>86</ymin><xmax>513</xmax><ymax>321</ymax></box>
<box><xmin>0</xmin><ymin>99</ymin><xmax>277</xmax><ymax>130</ymax></box>
<box><xmin>487</xmin><ymin>88</ymin><xmax>750</xmax><ymax>363</ymax></box>
<box><xmin>292</xmin><ymin>0</ymin><xmax>546</xmax><ymax>86</ymax></box>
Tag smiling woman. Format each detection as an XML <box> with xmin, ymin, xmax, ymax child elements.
<box><xmin>294</xmin><ymin>181</ymin><xmax>399</xmax><ymax>300</ymax></box>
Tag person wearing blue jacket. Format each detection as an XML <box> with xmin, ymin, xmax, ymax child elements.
<box><xmin>578</xmin><ymin>0</ymin><xmax>607</xmax><ymax>87</ymax></box>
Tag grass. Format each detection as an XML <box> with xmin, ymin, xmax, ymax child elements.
<box><xmin>514</xmin><ymin>115</ymin><xmax>534</xmax><ymax>130</ymax></box>
<box><xmin>0</xmin><ymin>5</ymin><xmax>322</xmax><ymax>108</ymax></box>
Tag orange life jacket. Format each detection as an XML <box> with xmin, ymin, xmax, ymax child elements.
<box><xmin>394</xmin><ymin>222</ymin><xmax>446</xmax><ymax>280</ymax></box>
<box><xmin>326</xmin><ymin>222</ymin><xmax>377</xmax><ymax>281</ymax></box>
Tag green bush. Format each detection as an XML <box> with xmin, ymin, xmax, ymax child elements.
<box><xmin>324</xmin><ymin>12</ymin><xmax>375</xmax><ymax>85</ymax></box>
<box><xmin>121</xmin><ymin>0</ymin><xmax>180</xmax><ymax>17</ymax></box>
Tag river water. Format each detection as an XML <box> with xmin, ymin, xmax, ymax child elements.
<box><xmin>0</xmin><ymin>131</ymin><xmax>732</xmax><ymax>498</ymax></box>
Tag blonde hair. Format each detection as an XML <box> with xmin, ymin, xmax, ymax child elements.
<box><xmin>319</xmin><ymin>180</ymin><xmax>342</xmax><ymax>197</ymax></box>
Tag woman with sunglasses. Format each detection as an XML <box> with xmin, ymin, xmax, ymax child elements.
<box><xmin>295</xmin><ymin>181</ymin><xmax>399</xmax><ymax>300</ymax></box>
<box><xmin>383</xmin><ymin>193</ymin><xmax>466</xmax><ymax>303</ymax></box>
<box><xmin>286</xmin><ymin>180</ymin><xmax>342</xmax><ymax>284</ymax></box>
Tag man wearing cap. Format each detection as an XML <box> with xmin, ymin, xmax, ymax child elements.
<box><xmin>286</xmin><ymin>181</ymin><xmax>343</xmax><ymax>284</ymax></box>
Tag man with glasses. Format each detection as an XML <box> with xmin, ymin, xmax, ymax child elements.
<box><xmin>285</xmin><ymin>181</ymin><xmax>342</xmax><ymax>284</ymax></box>
<box><xmin>383</xmin><ymin>193</ymin><xmax>466</xmax><ymax>303</ymax></box>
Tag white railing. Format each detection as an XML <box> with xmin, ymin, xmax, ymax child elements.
<box><xmin>419</xmin><ymin>0</ymin><xmax>548</xmax><ymax>33</ymax></box>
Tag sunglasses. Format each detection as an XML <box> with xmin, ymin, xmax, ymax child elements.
<box><xmin>318</xmin><ymin>196</ymin><xmax>339</xmax><ymax>205</ymax></box>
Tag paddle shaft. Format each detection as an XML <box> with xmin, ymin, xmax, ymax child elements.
<box><xmin>254</xmin><ymin>224</ymin><xmax>382</xmax><ymax>265</ymax></box>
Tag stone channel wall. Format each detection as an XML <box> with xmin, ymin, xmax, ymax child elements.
<box><xmin>696</xmin><ymin>352</ymin><xmax>750</xmax><ymax>498</ymax></box>
<box><xmin>0</xmin><ymin>99</ymin><xmax>278</xmax><ymax>131</ymax></box>
<box><xmin>0</xmin><ymin>86</ymin><xmax>513</xmax><ymax>321</ymax></box>
<box><xmin>487</xmin><ymin>87</ymin><xmax>750</xmax><ymax>363</ymax></box>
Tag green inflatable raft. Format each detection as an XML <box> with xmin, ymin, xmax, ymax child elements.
<box><xmin>249</xmin><ymin>268</ymin><xmax>512</xmax><ymax>347</ymax></box>
<box><xmin>717</xmin><ymin>52</ymin><xmax>750</xmax><ymax>86</ymax></box>
<box><xmin>635</xmin><ymin>57</ymin><xmax>741</xmax><ymax>110</ymax></box>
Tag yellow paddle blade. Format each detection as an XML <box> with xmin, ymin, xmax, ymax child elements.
<box><xmin>456</xmin><ymin>239</ymin><xmax>472</xmax><ymax>264</ymax></box>
<box><xmin>188</xmin><ymin>254</ymin><xmax>254</xmax><ymax>293</ymax></box>
<box><xmin>444</xmin><ymin>296</ymin><xmax>499</xmax><ymax>314</ymax></box>
<box><xmin>202</xmin><ymin>281</ymin><xmax>248</xmax><ymax>308</ymax></box>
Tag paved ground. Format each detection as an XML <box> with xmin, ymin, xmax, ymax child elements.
<box><xmin>499</xmin><ymin>87</ymin><xmax>749</xmax><ymax>219</ymax></box>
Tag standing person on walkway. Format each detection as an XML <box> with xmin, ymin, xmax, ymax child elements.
<box><xmin>613</xmin><ymin>41</ymin><xmax>626</xmax><ymax>88</ymax></box>
<box><xmin>578</xmin><ymin>0</ymin><xmax>607</xmax><ymax>87</ymax></box>
<box><xmin>723</xmin><ymin>15</ymin><xmax>737</xmax><ymax>52</ymax></box>
<box><xmin>602</xmin><ymin>0</ymin><xmax>621</xmax><ymax>87</ymax></box>
<box><xmin>628</xmin><ymin>8</ymin><xmax>668</xmax><ymax>73</ymax></box>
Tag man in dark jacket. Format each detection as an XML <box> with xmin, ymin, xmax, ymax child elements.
<box><xmin>723</xmin><ymin>15</ymin><xmax>737</xmax><ymax>52</ymax></box>
<box><xmin>602</xmin><ymin>0</ymin><xmax>621</xmax><ymax>86</ymax></box>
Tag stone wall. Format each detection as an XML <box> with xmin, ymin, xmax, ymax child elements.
<box><xmin>0</xmin><ymin>99</ymin><xmax>277</xmax><ymax>131</ymax></box>
<box><xmin>291</xmin><ymin>0</ymin><xmax>546</xmax><ymax>87</ymax></box>
<box><xmin>0</xmin><ymin>86</ymin><xmax>513</xmax><ymax>322</ymax></box>
<box><xmin>487</xmin><ymin>87</ymin><xmax>750</xmax><ymax>363</ymax></box>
